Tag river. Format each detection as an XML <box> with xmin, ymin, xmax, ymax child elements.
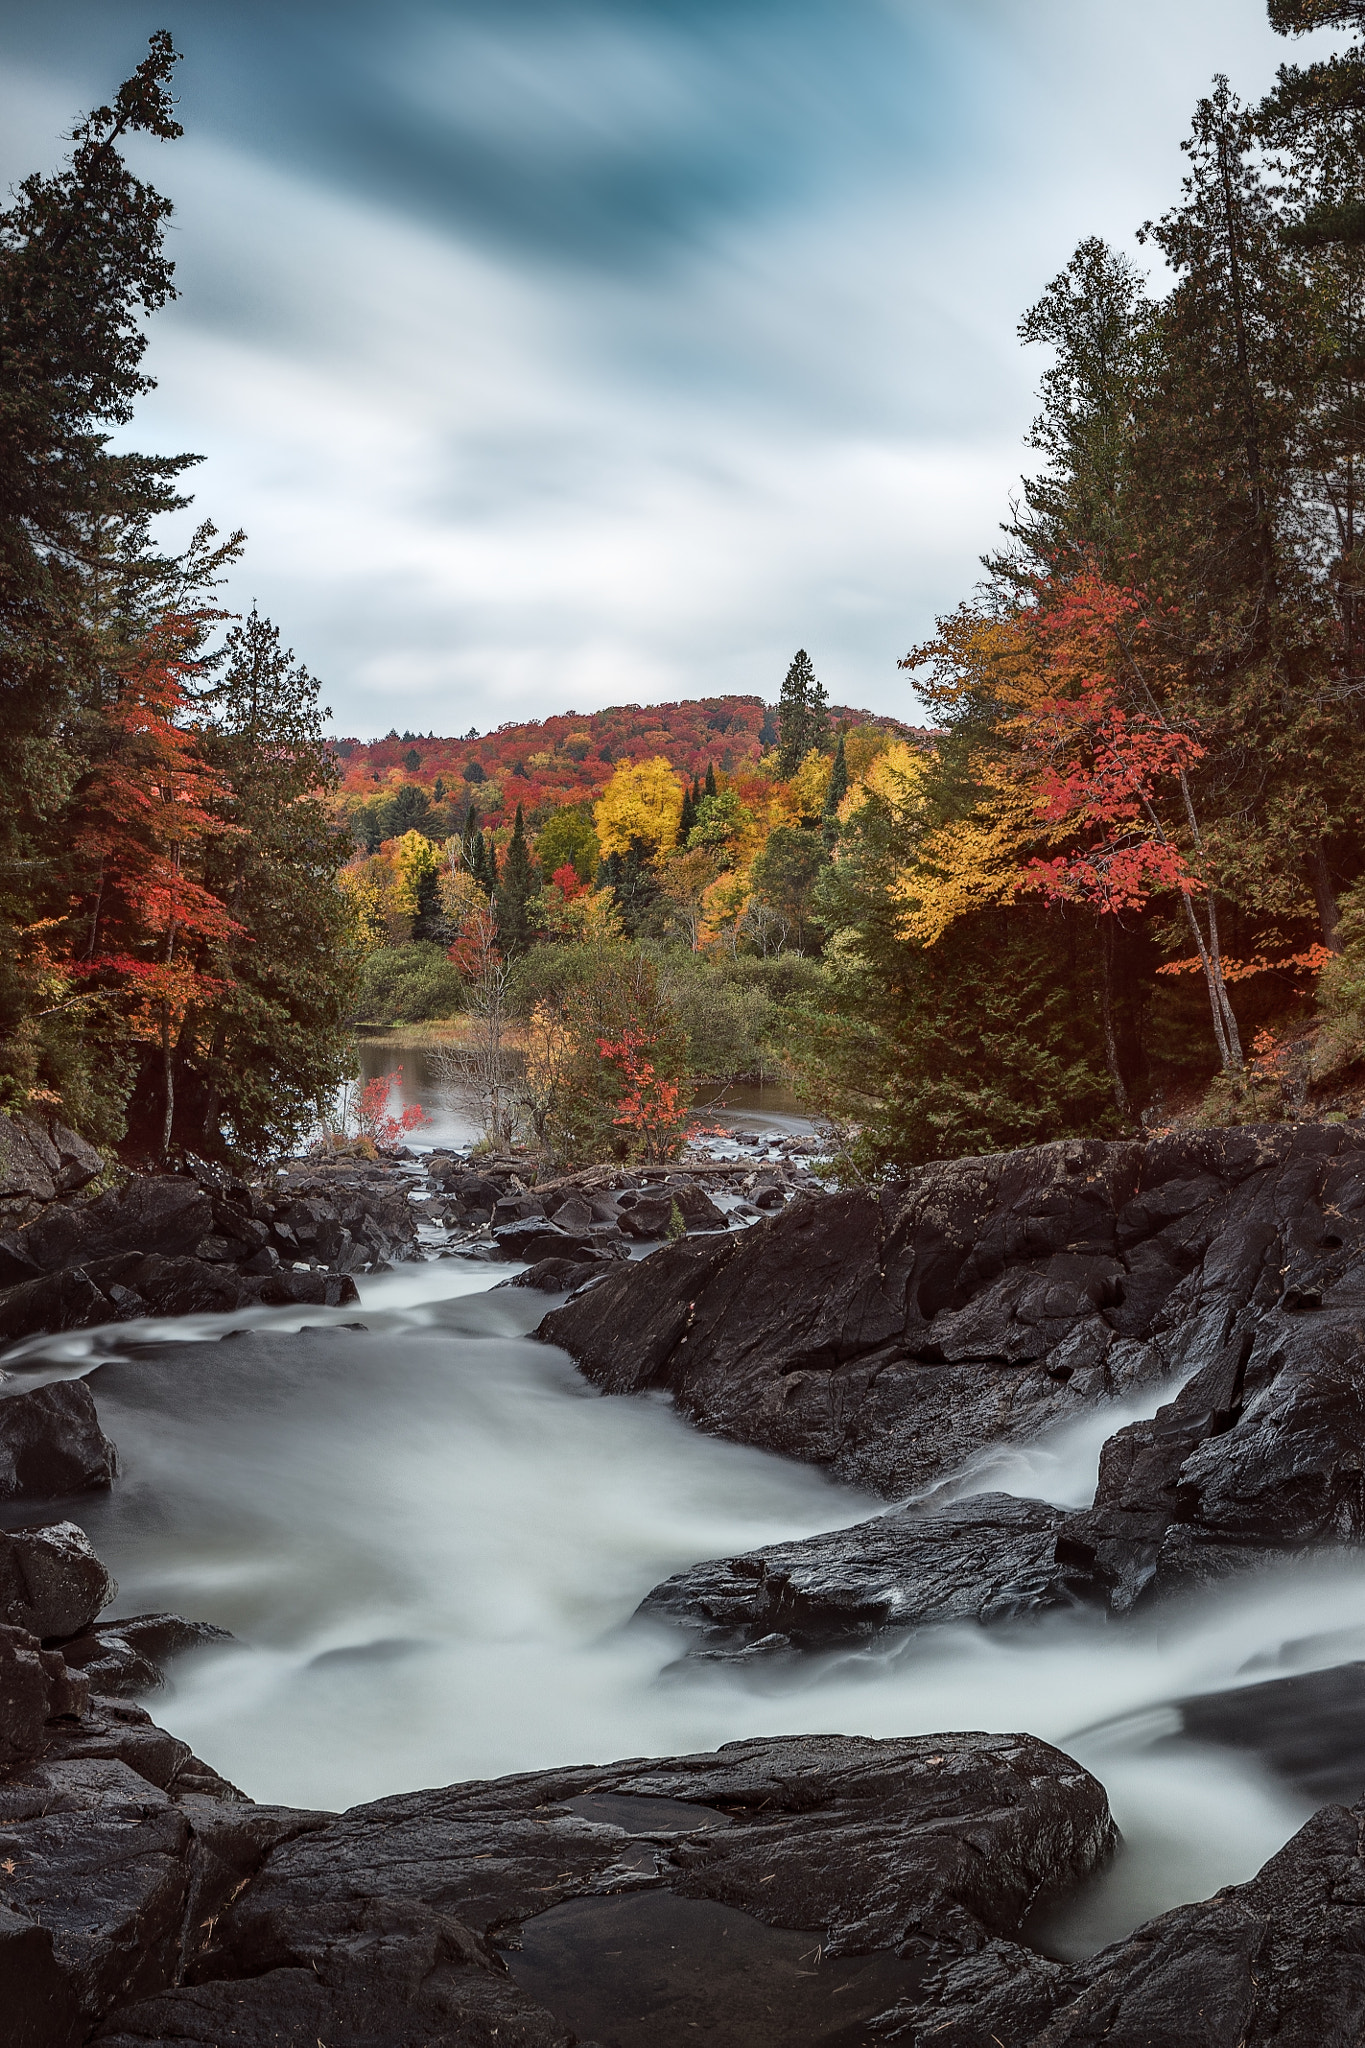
<box><xmin>15</xmin><ymin>1236</ymin><xmax>1365</xmax><ymax>1961</ymax></box>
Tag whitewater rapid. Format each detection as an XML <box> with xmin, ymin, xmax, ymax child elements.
<box><xmin>7</xmin><ymin>1246</ymin><xmax>1351</xmax><ymax>1957</ymax></box>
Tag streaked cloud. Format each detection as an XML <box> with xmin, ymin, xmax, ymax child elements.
<box><xmin>0</xmin><ymin>2</ymin><xmax>1348</xmax><ymax>732</ymax></box>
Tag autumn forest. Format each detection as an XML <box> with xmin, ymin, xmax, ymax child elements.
<box><xmin>5</xmin><ymin>8</ymin><xmax>1365</xmax><ymax>1176</ymax></box>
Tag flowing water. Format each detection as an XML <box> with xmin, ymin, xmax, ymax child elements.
<box><xmin>9</xmin><ymin>1245</ymin><xmax>1362</xmax><ymax>1959</ymax></box>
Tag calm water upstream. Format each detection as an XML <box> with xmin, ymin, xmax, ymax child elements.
<box><xmin>10</xmin><ymin>1242</ymin><xmax>1359</xmax><ymax>1959</ymax></box>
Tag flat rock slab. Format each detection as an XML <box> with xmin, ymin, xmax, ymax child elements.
<box><xmin>94</xmin><ymin>1731</ymin><xmax>1114</xmax><ymax>2048</ymax></box>
<box><xmin>638</xmin><ymin>1492</ymin><xmax>1080</xmax><ymax>1656</ymax></box>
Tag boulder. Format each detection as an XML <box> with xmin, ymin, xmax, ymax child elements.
<box><xmin>0</xmin><ymin>1382</ymin><xmax>117</xmax><ymax>1502</ymax></box>
<box><xmin>638</xmin><ymin>1493</ymin><xmax>1078</xmax><ymax>1657</ymax></box>
<box><xmin>495</xmin><ymin>1255</ymin><xmax>616</xmax><ymax>1294</ymax></box>
<box><xmin>21</xmin><ymin>1179</ymin><xmax>213</xmax><ymax>1274</ymax></box>
<box><xmin>56</xmin><ymin>1614</ymin><xmax>235</xmax><ymax>1698</ymax></box>
<box><xmin>0</xmin><ymin>1522</ymin><xmax>116</xmax><ymax>1641</ymax></box>
<box><xmin>614</xmin><ymin>1191</ymin><xmax>677</xmax><ymax>1240</ymax></box>
<box><xmin>1031</xmin><ymin>1795</ymin><xmax>1365</xmax><ymax>2046</ymax></box>
<box><xmin>539</xmin><ymin>1129</ymin><xmax>1365</xmax><ymax>1610</ymax></box>
<box><xmin>92</xmin><ymin>1731</ymin><xmax>1113</xmax><ymax>2047</ymax></box>
<box><xmin>0</xmin><ymin>1259</ymin><xmax>360</xmax><ymax>1347</ymax></box>
<box><xmin>0</xmin><ymin>1114</ymin><xmax>102</xmax><ymax>1221</ymax></box>
<box><xmin>0</xmin><ymin>1622</ymin><xmax>89</xmax><ymax>1767</ymax></box>
<box><xmin>491</xmin><ymin>1218</ymin><xmax>599</xmax><ymax>1262</ymax></box>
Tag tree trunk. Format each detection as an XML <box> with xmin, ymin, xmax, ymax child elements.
<box><xmin>1099</xmin><ymin>917</ymin><xmax>1131</xmax><ymax>1118</ymax></box>
<box><xmin>1309</xmin><ymin>839</ymin><xmax>1342</xmax><ymax>953</ymax></box>
<box><xmin>160</xmin><ymin>1007</ymin><xmax>175</xmax><ymax>1159</ymax></box>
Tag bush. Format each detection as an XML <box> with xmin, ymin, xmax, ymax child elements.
<box><xmin>352</xmin><ymin>943</ymin><xmax>465</xmax><ymax>1027</ymax></box>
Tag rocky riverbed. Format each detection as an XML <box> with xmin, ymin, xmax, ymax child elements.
<box><xmin>4</xmin><ymin>1117</ymin><xmax>1365</xmax><ymax>2043</ymax></box>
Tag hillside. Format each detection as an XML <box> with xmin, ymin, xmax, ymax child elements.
<box><xmin>332</xmin><ymin>695</ymin><xmax>929</xmax><ymax>832</ymax></box>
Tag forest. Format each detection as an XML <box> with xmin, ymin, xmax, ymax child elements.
<box><xmin>5</xmin><ymin>6</ymin><xmax>1365</xmax><ymax>1176</ymax></box>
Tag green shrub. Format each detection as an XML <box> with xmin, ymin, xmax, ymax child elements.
<box><xmin>352</xmin><ymin>943</ymin><xmax>466</xmax><ymax>1027</ymax></box>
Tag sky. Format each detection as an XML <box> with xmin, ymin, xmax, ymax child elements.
<box><xmin>0</xmin><ymin>1</ymin><xmax>1348</xmax><ymax>737</ymax></box>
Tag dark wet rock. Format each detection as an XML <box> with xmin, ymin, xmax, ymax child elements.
<box><xmin>0</xmin><ymin>1681</ymin><xmax>327</xmax><ymax>2046</ymax></box>
<box><xmin>1172</xmin><ymin>1660</ymin><xmax>1365</xmax><ymax>1806</ymax></box>
<box><xmin>56</xmin><ymin>1614</ymin><xmax>236</xmax><ymax>1699</ymax></box>
<box><xmin>491</xmin><ymin>1217</ymin><xmax>600</xmax><ymax>1262</ymax></box>
<box><xmin>0</xmin><ymin>1521</ymin><xmax>116</xmax><ymax>1640</ymax></box>
<box><xmin>0</xmin><ymin>1256</ymin><xmax>360</xmax><ymax>1346</ymax></box>
<box><xmin>21</xmin><ymin>1178</ymin><xmax>213</xmax><ymax>1273</ymax></box>
<box><xmin>614</xmin><ymin>1191</ymin><xmax>677</xmax><ymax>1240</ymax></box>
<box><xmin>92</xmin><ymin>1731</ymin><xmax>1113</xmax><ymax>2048</ymax></box>
<box><xmin>0</xmin><ymin>1622</ymin><xmax>89</xmax><ymax>1766</ymax></box>
<box><xmin>1031</xmin><ymin>1795</ymin><xmax>1365</xmax><ymax>2047</ymax></box>
<box><xmin>638</xmin><ymin>1493</ymin><xmax>1078</xmax><ymax>1656</ymax></box>
<box><xmin>496</xmin><ymin>1255</ymin><xmax>618</xmax><ymax>1294</ymax></box>
<box><xmin>0</xmin><ymin>1381</ymin><xmax>117</xmax><ymax>1502</ymax></box>
<box><xmin>0</xmin><ymin>1114</ymin><xmax>102</xmax><ymax>1229</ymax></box>
<box><xmin>541</xmin><ymin>1126</ymin><xmax>1365</xmax><ymax>1603</ymax></box>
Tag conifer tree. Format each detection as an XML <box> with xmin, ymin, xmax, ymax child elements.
<box><xmin>704</xmin><ymin>761</ymin><xmax>718</xmax><ymax>800</ymax></box>
<box><xmin>679</xmin><ymin>780</ymin><xmax>698</xmax><ymax>840</ymax></box>
<box><xmin>494</xmin><ymin>804</ymin><xmax>537</xmax><ymax>954</ymax></box>
<box><xmin>776</xmin><ymin>650</ymin><xmax>829</xmax><ymax>775</ymax></box>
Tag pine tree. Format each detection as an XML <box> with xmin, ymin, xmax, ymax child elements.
<box><xmin>704</xmin><ymin>761</ymin><xmax>718</xmax><ymax>800</ymax></box>
<box><xmin>494</xmin><ymin>804</ymin><xmax>537</xmax><ymax>954</ymax></box>
<box><xmin>778</xmin><ymin>650</ymin><xmax>822</xmax><ymax>776</ymax></box>
<box><xmin>679</xmin><ymin>781</ymin><xmax>698</xmax><ymax>840</ymax></box>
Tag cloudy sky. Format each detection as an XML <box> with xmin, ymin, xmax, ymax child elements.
<box><xmin>0</xmin><ymin>1</ymin><xmax>1345</xmax><ymax>735</ymax></box>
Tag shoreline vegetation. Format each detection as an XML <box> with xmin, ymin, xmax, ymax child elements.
<box><xmin>4</xmin><ymin>20</ymin><xmax>1365</xmax><ymax>1187</ymax></box>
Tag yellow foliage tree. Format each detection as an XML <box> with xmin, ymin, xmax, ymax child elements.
<box><xmin>386</xmin><ymin>830</ymin><xmax>444</xmax><ymax>922</ymax></box>
<box><xmin>784</xmin><ymin>747</ymin><xmax>832</xmax><ymax>823</ymax></box>
<box><xmin>593</xmin><ymin>757</ymin><xmax>684</xmax><ymax>864</ymax></box>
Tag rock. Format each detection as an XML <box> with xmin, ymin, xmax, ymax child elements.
<box><xmin>21</xmin><ymin>1178</ymin><xmax>214</xmax><ymax>1274</ymax></box>
<box><xmin>1031</xmin><ymin>1795</ymin><xmax>1365</xmax><ymax>2046</ymax></box>
<box><xmin>1171</xmin><ymin>1659</ymin><xmax>1365</xmax><ymax>1806</ymax></box>
<box><xmin>0</xmin><ymin>1685</ymin><xmax>328</xmax><ymax>2044</ymax></box>
<box><xmin>491</xmin><ymin>1217</ymin><xmax>599</xmax><ymax>1262</ymax></box>
<box><xmin>0</xmin><ymin>1382</ymin><xmax>117</xmax><ymax>1502</ymax></box>
<box><xmin>0</xmin><ymin>1114</ymin><xmax>101</xmax><ymax>1222</ymax></box>
<box><xmin>0</xmin><ymin>1522</ymin><xmax>116</xmax><ymax>1640</ymax></box>
<box><xmin>492</xmin><ymin>1194</ymin><xmax>546</xmax><ymax>1226</ymax></box>
<box><xmin>638</xmin><ymin>1493</ymin><xmax>1078</xmax><ymax>1656</ymax></box>
<box><xmin>92</xmin><ymin>1731</ymin><xmax>1113</xmax><ymax>2048</ymax></box>
<box><xmin>539</xmin><ymin>1128</ymin><xmax>1365</xmax><ymax>1606</ymax></box>
<box><xmin>0</xmin><ymin>1259</ymin><xmax>359</xmax><ymax>1347</ymax></box>
<box><xmin>666</xmin><ymin>1181</ymin><xmax>730</xmax><ymax>1232</ymax></box>
<box><xmin>614</xmin><ymin>1191</ymin><xmax>677</xmax><ymax>1240</ymax></box>
<box><xmin>56</xmin><ymin>1615</ymin><xmax>236</xmax><ymax>1699</ymax></box>
<box><xmin>0</xmin><ymin>1622</ymin><xmax>89</xmax><ymax>1766</ymax></box>
<box><xmin>495</xmin><ymin>1256</ymin><xmax>616</xmax><ymax>1294</ymax></box>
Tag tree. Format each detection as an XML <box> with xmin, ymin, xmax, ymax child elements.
<box><xmin>494</xmin><ymin>803</ymin><xmax>539</xmax><ymax>955</ymax></box>
<box><xmin>0</xmin><ymin>35</ymin><xmax>244</xmax><ymax>1134</ymax></box>
<box><xmin>593</xmin><ymin>757</ymin><xmax>684</xmax><ymax>864</ymax></box>
<box><xmin>535</xmin><ymin>804</ymin><xmax>598</xmax><ymax>884</ymax></box>
<box><xmin>189</xmin><ymin>606</ymin><xmax>358</xmax><ymax>1159</ymax></box>
<box><xmin>776</xmin><ymin>650</ymin><xmax>830</xmax><ymax>776</ymax></box>
<box><xmin>822</xmin><ymin>731</ymin><xmax>849</xmax><ymax>849</ymax></box>
<box><xmin>69</xmin><ymin>614</ymin><xmax>242</xmax><ymax>1156</ymax></box>
<box><xmin>750</xmin><ymin>826</ymin><xmax>826</xmax><ymax>954</ymax></box>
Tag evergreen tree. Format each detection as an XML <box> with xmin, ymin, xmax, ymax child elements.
<box><xmin>182</xmin><ymin>608</ymin><xmax>357</xmax><ymax>1160</ymax></box>
<box><xmin>776</xmin><ymin>650</ymin><xmax>829</xmax><ymax>776</ymax></box>
<box><xmin>679</xmin><ymin>780</ymin><xmax>698</xmax><ymax>840</ymax></box>
<box><xmin>704</xmin><ymin>761</ymin><xmax>718</xmax><ymax>800</ymax></box>
<box><xmin>494</xmin><ymin>804</ymin><xmax>537</xmax><ymax>953</ymax></box>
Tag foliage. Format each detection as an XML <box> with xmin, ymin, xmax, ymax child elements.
<box><xmin>352</xmin><ymin>944</ymin><xmax>466</xmax><ymax>1028</ymax></box>
<box><xmin>593</xmin><ymin>756</ymin><xmax>684</xmax><ymax>864</ymax></box>
<box><xmin>346</xmin><ymin>1068</ymin><xmax>429</xmax><ymax>1152</ymax></box>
